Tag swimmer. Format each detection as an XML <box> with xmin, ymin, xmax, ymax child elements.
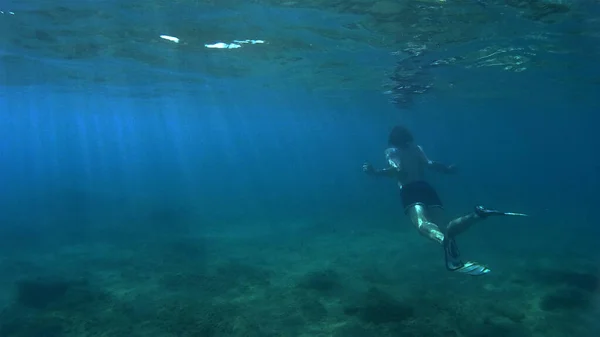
<box><xmin>363</xmin><ymin>126</ymin><xmax>527</xmax><ymax>275</ymax></box>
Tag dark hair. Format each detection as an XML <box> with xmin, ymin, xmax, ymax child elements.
<box><xmin>388</xmin><ymin>125</ymin><xmax>414</xmax><ymax>148</ymax></box>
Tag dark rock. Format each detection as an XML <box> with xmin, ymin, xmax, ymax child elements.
<box><xmin>16</xmin><ymin>278</ymin><xmax>71</xmax><ymax>309</ymax></box>
<box><xmin>540</xmin><ymin>287</ymin><xmax>591</xmax><ymax>311</ymax></box>
<box><xmin>344</xmin><ymin>287</ymin><xmax>414</xmax><ymax>324</ymax></box>
<box><xmin>530</xmin><ymin>269</ymin><xmax>599</xmax><ymax>292</ymax></box>
<box><xmin>15</xmin><ymin>277</ymin><xmax>95</xmax><ymax>310</ymax></box>
<box><xmin>0</xmin><ymin>306</ymin><xmax>64</xmax><ymax>337</ymax></box>
<box><xmin>297</xmin><ymin>269</ymin><xmax>341</xmax><ymax>294</ymax></box>
<box><xmin>473</xmin><ymin>315</ymin><xmax>528</xmax><ymax>337</ymax></box>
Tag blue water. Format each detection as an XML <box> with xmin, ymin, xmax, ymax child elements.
<box><xmin>1</xmin><ymin>1</ymin><xmax>600</xmax><ymax>336</ymax></box>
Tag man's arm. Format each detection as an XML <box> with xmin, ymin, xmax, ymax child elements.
<box><xmin>417</xmin><ymin>146</ymin><xmax>456</xmax><ymax>174</ymax></box>
<box><xmin>363</xmin><ymin>163</ymin><xmax>401</xmax><ymax>178</ymax></box>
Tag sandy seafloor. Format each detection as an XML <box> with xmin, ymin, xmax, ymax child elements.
<box><xmin>0</xmin><ymin>210</ymin><xmax>598</xmax><ymax>337</ymax></box>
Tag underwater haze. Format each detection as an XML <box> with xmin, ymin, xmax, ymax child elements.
<box><xmin>1</xmin><ymin>0</ymin><xmax>599</xmax><ymax>336</ymax></box>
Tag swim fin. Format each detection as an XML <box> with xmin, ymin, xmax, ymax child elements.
<box><xmin>443</xmin><ymin>236</ymin><xmax>491</xmax><ymax>276</ymax></box>
<box><xmin>475</xmin><ymin>205</ymin><xmax>528</xmax><ymax>219</ymax></box>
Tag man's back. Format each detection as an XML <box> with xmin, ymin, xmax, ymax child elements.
<box><xmin>395</xmin><ymin>144</ymin><xmax>428</xmax><ymax>187</ymax></box>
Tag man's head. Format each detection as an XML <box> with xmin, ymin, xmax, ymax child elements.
<box><xmin>388</xmin><ymin>125</ymin><xmax>414</xmax><ymax>149</ymax></box>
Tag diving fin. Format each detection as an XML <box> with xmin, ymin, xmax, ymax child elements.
<box><xmin>451</xmin><ymin>261</ymin><xmax>491</xmax><ymax>276</ymax></box>
<box><xmin>475</xmin><ymin>205</ymin><xmax>528</xmax><ymax>218</ymax></box>
<box><xmin>443</xmin><ymin>236</ymin><xmax>491</xmax><ymax>276</ymax></box>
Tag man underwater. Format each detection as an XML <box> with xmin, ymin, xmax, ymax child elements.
<box><xmin>363</xmin><ymin>125</ymin><xmax>526</xmax><ymax>276</ymax></box>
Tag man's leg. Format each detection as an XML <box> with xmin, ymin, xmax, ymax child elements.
<box><xmin>407</xmin><ymin>204</ymin><xmax>491</xmax><ymax>275</ymax></box>
<box><xmin>406</xmin><ymin>204</ymin><xmax>444</xmax><ymax>245</ymax></box>
<box><xmin>428</xmin><ymin>206</ymin><xmax>446</xmax><ymax>232</ymax></box>
<box><xmin>446</xmin><ymin>212</ymin><xmax>483</xmax><ymax>238</ymax></box>
<box><xmin>441</xmin><ymin>205</ymin><xmax>521</xmax><ymax>276</ymax></box>
<box><xmin>446</xmin><ymin>205</ymin><xmax>505</xmax><ymax>238</ymax></box>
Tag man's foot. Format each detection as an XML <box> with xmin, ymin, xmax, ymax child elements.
<box><xmin>474</xmin><ymin>205</ymin><xmax>504</xmax><ymax>218</ymax></box>
<box><xmin>443</xmin><ymin>236</ymin><xmax>461</xmax><ymax>268</ymax></box>
<box><xmin>443</xmin><ymin>236</ymin><xmax>466</xmax><ymax>271</ymax></box>
<box><xmin>443</xmin><ymin>236</ymin><xmax>491</xmax><ymax>276</ymax></box>
<box><xmin>474</xmin><ymin>205</ymin><xmax>528</xmax><ymax>219</ymax></box>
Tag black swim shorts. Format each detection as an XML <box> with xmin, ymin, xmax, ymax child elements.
<box><xmin>400</xmin><ymin>181</ymin><xmax>443</xmax><ymax>212</ymax></box>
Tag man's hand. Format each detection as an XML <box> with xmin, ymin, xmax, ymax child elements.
<box><xmin>429</xmin><ymin>161</ymin><xmax>457</xmax><ymax>174</ymax></box>
<box><xmin>362</xmin><ymin>162</ymin><xmax>375</xmax><ymax>174</ymax></box>
<box><xmin>445</xmin><ymin>164</ymin><xmax>458</xmax><ymax>174</ymax></box>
